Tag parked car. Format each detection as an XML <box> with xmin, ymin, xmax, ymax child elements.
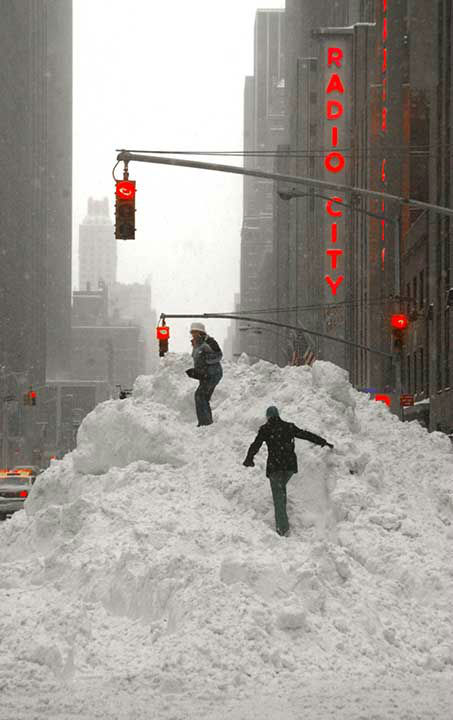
<box><xmin>0</xmin><ymin>474</ymin><xmax>33</xmax><ymax>520</ymax></box>
<box><xmin>11</xmin><ymin>464</ymin><xmax>41</xmax><ymax>476</ymax></box>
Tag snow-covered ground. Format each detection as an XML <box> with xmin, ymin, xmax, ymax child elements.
<box><xmin>1</xmin><ymin>355</ymin><xmax>452</xmax><ymax>719</ymax></box>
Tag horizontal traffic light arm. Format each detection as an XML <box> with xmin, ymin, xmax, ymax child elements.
<box><xmin>117</xmin><ymin>151</ymin><xmax>453</xmax><ymax>220</ymax></box>
<box><xmin>159</xmin><ymin>313</ymin><xmax>393</xmax><ymax>358</ymax></box>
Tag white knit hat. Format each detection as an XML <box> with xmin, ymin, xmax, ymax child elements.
<box><xmin>190</xmin><ymin>322</ymin><xmax>206</xmax><ymax>333</ymax></box>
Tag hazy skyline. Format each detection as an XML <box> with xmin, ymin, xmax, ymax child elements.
<box><xmin>73</xmin><ymin>0</ymin><xmax>284</xmax><ymax>351</ymax></box>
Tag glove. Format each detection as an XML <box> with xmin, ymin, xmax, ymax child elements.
<box><xmin>186</xmin><ymin>368</ymin><xmax>206</xmax><ymax>380</ymax></box>
<box><xmin>325</xmin><ymin>442</ymin><xmax>334</xmax><ymax>450</ymax></box>
<box><xmin>243</xmin><ymin>458</ymin><xmax>255</xmax><ymax>467</ymax></box>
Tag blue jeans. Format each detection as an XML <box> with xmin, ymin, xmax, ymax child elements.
<box><xmin>194</xmin><ymin>367</ymin><xmax>222</xmax><ymax>425</ymax></box>
<box><xmin>269</xmin><ymin>470</ymin><xmax>295</xmax><ymax>535</ymax></box>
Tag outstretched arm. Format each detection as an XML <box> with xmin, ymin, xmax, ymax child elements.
<box><xmin>292</xmin><ymin>424</ymin><xmax>333</xmax><ymax>448</ymax></box>
<box><xmin>243</xmin><ymin>428</ymin><xmax>265</xmax><ymax>466</ymax></box>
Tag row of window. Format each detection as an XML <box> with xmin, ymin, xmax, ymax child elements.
<box><xmin>405</xmin><ymin>347</ymin><xmax>427</xmax><ymax>397</ymax></box>
<box><xmin>405</xmin><ymin>269</ymin><xmax>424</xmax><ymax>309</ymax></box>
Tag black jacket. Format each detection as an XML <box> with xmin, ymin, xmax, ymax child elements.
<box><xmin>244</xmin><ymin>416</ymin><xmax>328</xmax><ymax>477</ymax></box>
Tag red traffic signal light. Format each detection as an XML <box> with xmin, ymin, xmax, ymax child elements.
<box><xmin>157</xmin><ymin>326</ymin><xmax>170</xmax><ymax>357</ymax></box>
<box><xmin>115</xmin><ymin>180</ymin><xmax>136</xmax><ymax>240</ymax></box>
<box><xmin>391</xmin><ymin>314</ymin><xmax>408</xmax><ymax>330</ymax></box>
<box><xmin>390</xmin><ymin>313</ymin><xmax>408</xmax><ymax>352</ymax></box>
<box><xmin>156</xmin><ymin>326</ymin><xmax>170</xmax><ymax>341</ymax></box>
<box><xmin>24</xmin><ymin>389</ymin><xmax>37</xmax><ymax>406</ymax></box>
<box><xmin>115</xmin><ymin>181</ymin><xmax>136</xmax><ymax>200</ymax></box>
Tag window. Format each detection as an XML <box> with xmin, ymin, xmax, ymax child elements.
<box><xmin>414</xmin><ymin>351</ymin><xmax>418</xmax><ymax>394</ymax></box>
<box><xmin>407</xmin><ymin>355</ymin><xmax>411</xmax><ymax>393</ymax></box>
<box><xmin>413</xmin><ymin>276</ymin><xmax>418</xmax><ymax>307</ymax></box>
<box><xmin>419</xmin><ymin>270</ymin><xmax>424</xmax><ymax>306</ymax></box>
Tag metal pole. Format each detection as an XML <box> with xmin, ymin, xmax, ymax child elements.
<box><xmin>160</xmin><ymin>312</ymin><xmax>393</xmax><ymax>358</ymax></box>
<box><xmin>394</xmin><ymin>213</ymin><xmax>401</xmax><ymax>298</ymax></box>
<box><xmin>56</xmin><ymin>385</ymin><xmax>62</xmax><ymax>455</ymax></box>
<box><xmin>394</xmin><ymin>213</ymin><xmax>402</xmax><ymax>419</ymax></box>
<box><xmin>1</xmin><ymin>401</ymin><xmax>8</xmax><ymax>468</ymax></box>
<box><xmin>117</xmin><ymin>151</ymin><xmax>453</xmax><ymax>219</ymax></box>
<box><xmin>281</xmin><ymin>190</ymin><xmax>396</xmax><ymax>224</ymax></box>
<box><xmin>395</xmin><ymin>354</ymin><xmax>403</xmax><ymax>420</ymax></box>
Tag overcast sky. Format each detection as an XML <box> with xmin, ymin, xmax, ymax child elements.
<box><xmin>73</xmin><ymin>0</ymin><xmax>284</xmax><ymax>352</ymax></box>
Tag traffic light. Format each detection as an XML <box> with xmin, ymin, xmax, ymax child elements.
<box><xmin>115</xmin><ymin>180</ymin><xmax>136</xmax><ymax>240</ymax></box>
<box><xmin>156</xmin><ymin>325</ymin><xmax>170</xmax><ymax>357</ymax></box>
<box><xmin>24</xmin><ymin>389</ymin><xmax>37</xmax><ymax>406</ymax></box>
<box><xmin>390</xmin><ymin>313</ymin><xmax>408</xmax><ymax>351</ymax></box>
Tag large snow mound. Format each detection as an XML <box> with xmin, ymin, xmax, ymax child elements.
<box><xmin>1</xmin><ymin>354</ymin><xmax>452</xmax><ymax>719</ymax></box>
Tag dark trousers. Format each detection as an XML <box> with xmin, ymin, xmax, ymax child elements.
<box><xmin>195</xmin><ymin>378</ymin><xmax>219</xmax><ymax>425</ymax></box>
<box><xmin>269</xmin><ymin>470</ymin><xmax>294</xmax><ymax>535</ymax></box>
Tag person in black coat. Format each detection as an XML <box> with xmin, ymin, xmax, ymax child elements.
<box><xmin>243</xmin><ymin>406</ymin><xmax>333</xmax><ymax>536</ymax></box>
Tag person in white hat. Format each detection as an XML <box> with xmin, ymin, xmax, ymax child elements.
<box><xmin>186</xmin><ymin>322</ymin><xmax>223</xmax><ymax>426</ymax></box>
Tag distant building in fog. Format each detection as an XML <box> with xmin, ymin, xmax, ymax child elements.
<box><xmin>71</xmin><ymin>284</ymin><xmax>144</xmax><ymax>392</ymax></box>
<box><xmin>79</xmin><ymin>198</ymin><xmax>117</xmax><ymax>292</ymax></box>
<box><xmin>240</xmin><ymin>9</ymin><xmax>286</xmax><ymax>359</ymax></box>
<box><xmin>109</xmin><ymin>280</ymin><xmax>158</xmax><ymax>372</ymax></box>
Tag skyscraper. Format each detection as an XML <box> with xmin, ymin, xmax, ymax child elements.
<box><xmin>0</xmin><ymin>0</ymin><xmax>72</xmax><ymax>384</ymax></box>
<box><xmin>78</xmin><ymin>198</ymin><xmax>117</xmax><ymax>292</ymax></box>
<box><xmin>240</xmin><ymin>9</ymin><xmax>286</xmax><ymax>358</ymax></box>
<box><xmin>0</xmin><ymin>0</ymin><xmax>72</xmax><ymax>464</ymax></box>
<box><xmin>46</xmin><ymin>0</ymin><xmax>73</xmax><ymax>380</ymax></box>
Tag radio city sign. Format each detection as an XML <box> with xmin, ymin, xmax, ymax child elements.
<box><xmin>322</xmin><ymin>37</ymin><xmax>350</xmax><ymax>297</ymax></box>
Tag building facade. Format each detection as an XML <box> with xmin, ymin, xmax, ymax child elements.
<box><xmin>239</xmin><ymin>9</ymin><xmax>286</xmax><ymax>359</ymax></box>
<box><xmin>79</xmin><ymin>198</ymin><xmax>117</xmax><ymax>292</ymax></box>
<box><xmin>239</xmin><ymin>1</ymin><xmax>452</xmax><ymax>431</ymax></box>
<box><xmin>0</xmin><ymin>0</ymin><xmax>72</xmax><ymax>466</ymax></box>
<box><xmin>109</xmin><ymin>280</ymin><xmax>158</xmax><ymax>373</ymax></box>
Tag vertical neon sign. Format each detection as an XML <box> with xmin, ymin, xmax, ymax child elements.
<box><xmin>381</xmin><ymin>0</ymin><xmax>388</xmax><ymax>269</ymax></box>
<box><xmin>325</xmin><ymin>46</ymin><xmax>345</xmax><ymax>296</ymax></box>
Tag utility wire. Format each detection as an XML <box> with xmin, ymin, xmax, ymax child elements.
<box><xmin>116</xmin><ymin>145</ymin><xmax>448</xmax><ymax>155</ymax></box>
<box><xmin>225</xmin><ymin>295</ymin><xmax>410</xmax><ymax>316</ymax></box>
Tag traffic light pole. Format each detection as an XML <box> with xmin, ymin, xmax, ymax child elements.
<box><xmin>393</xmin><ymin>212</ymin><xmax>402</xmax><ymax>419</ymax></box>
<box><xmin>159</xmin><ymin>313</ymin><xmax>393</xmax><ymax>358</ymax></box>
<box><xmin>1</xmin><ymin>399</ymin><xmax>9</xmax><ymax>468</ymax></box>
<box><xmin>116</xmin><ymin>151</ymin><xmax>453</xmax><ymax>220</ymax></box>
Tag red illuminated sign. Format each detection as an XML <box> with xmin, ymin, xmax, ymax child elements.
<box><xmin>380</xmin><ymin>1</ymin><xmax>389</xmax><ymax>267</ymax></box>
<box><xmin>375</xmin><ymin>394</ymin><xmax>391</xmax><ymax>406</ymax></box>
<box><xmin>324</xmin><ymin>45</ymin><xmax>346</xmax><ymax>296</ymax></box>
<box><xmin>115</xmin><ymin>181</ymin><xmax>136</xmax><ymax>200</ymax></box>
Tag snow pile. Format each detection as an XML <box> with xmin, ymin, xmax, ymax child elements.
<box><xmin>0</xmin><ymin>354</ymin><xmax>452</xmax><ymax>719</ymax></box>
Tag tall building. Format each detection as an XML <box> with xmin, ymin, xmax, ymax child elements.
<box><xmin>0</xmin><ymin>0</ymin><xmax>72</xmax><ymax>465</ymax></box>
<box><xmin>266</xmin><ymin>0</ymin><xmax>452</xmax><ymax>430</ymax></box>
<box><xmin>79</xmin><ymin>198</ymin><xmax>117</xmax><ymax>292</ymax></box>
<box><xmin>240</xmin><ymin>9</ymin><xmax>286</xmax><ymax>359</ymax></box>
<box><xmin>46</xmin><ymin>0</ymin><xmax>73</xmax><ymax>380</ymax></box>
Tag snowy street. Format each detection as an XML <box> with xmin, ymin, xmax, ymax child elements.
<box><xmin>1</xmin><ymin>356</ymin><xmax>452</xmax><ymax>719</ymax></box>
